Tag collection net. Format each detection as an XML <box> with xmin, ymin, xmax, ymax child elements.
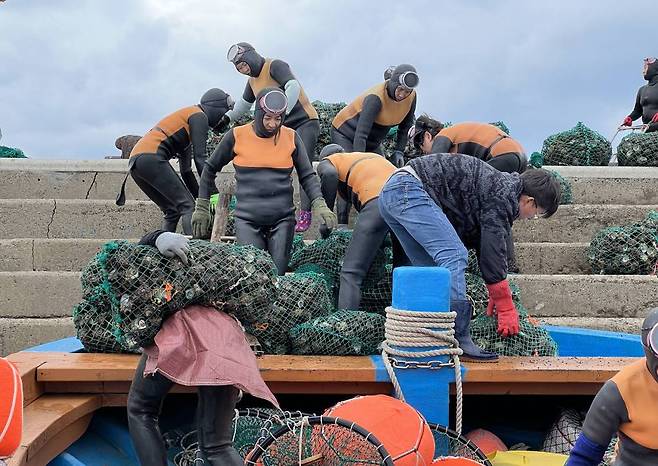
<box><xmin>541</xmin><ymin>122</ymin><xmax>611</xmax><ymax>166</ymax></box>
<box><xmin>616</xmin><ymin>131</ymin><xmax>658</xmax><ymax>167</ymax></box>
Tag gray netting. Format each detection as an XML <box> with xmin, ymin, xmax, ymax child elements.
<box><xmin>587</xmin><ymin>211</ymin><xmax>658</xmax><ymax>275</ymax></box>
<box><xmin>542</xmin><ymin>409</ymin><xmax>617</xmax><ymax>466</ymax></box>
<box><xmin>489</xmin><ymin>121</ymin><xmax>510</xmax><ymax>134</ymax></box>
<box><xmin>429</xmin><ymin>424</ymin><xmax>490</xmax><ymax>464</ymax></box>
<box><xmin>247</xmin><ymin>272</ymin><xmax>333</xmax><ymax>354</ymax></box>
<box><xmin>466</xmin><ymin>271</ymin><xmax>558</xmax><ymax>357</ymax></box>
<box><xmin>313</xmin><ymin>101</ymin><xmax>346</xmax><ymax>156</ymax></box>
<box><xmin>616</xmin><ymin>131</ymin><xmax>658</xmax><ymax>166</ymax></box>
<box><xmin>541</xmin><ymin>122</ymin><xmax>611</xmax><ymax>166</ymax></box>
<box><xmin>0</xmin><ymin>146</ymin><xmax>27</xmax><ymax>158</ymax></box>
<box><xmin>289</xmin><ymin>309</ymin><xmax>386</xmax><ymax>355</ymax></box>
<box><xmin>74</xmin><ymin>240</ymin><xmax>277</xmax><ymax>352</ymax></box>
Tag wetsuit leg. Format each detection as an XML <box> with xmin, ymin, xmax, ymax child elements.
<box><xmin>330</xmin><ymin>129</ymin><xmax>354</xmax><ymax>225</ymax></box>
<box><xmin>196</xmin><ymin>385</ymin><xmax>242</xmax><ymax>466</ymax></box>
<box><xmin>487</xmin><ymin>153</ymin><xmax>524</xmax><ymax>173</ymax></box>
<box><xmin>126</xmin><ymin>354</ymin><xmax>174</xmax><ymax>466</ymax></box>
<box><xmin>130</xmin><ymin>153</ymin><xmax>195</xmax><ymax>234</ymax></box>
<box><xmin>265</xmin><ymin>216</ymin><xmax>296</xmax><ymax>275</ymax></box>
<box><xmin>338</xmin><ymin>200</ymin><xmax>389</xmax><ymax>310</ymax></box>
<box><xmin>295</xmin><ymin>120</ymin><xmax>321</xmax><ymax>211</ymax></box>
<box><xmin>234</xmin><ymin>217</ymin><xmax>267</xmax><ymax>250</ymax></box>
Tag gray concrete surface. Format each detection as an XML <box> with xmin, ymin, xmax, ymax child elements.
<box><xmin>0</xmin><ymin>271</ymin><xmax>81</xmax><ymax>318</ymax></box>
<box><xmin>0</xmin><ymin>317</ymin><xmax>74</xmax><ymax>356</ymax></box>
<box><xmin>513</xmin><ymin>204</ymin><xmax>658</xmax><ymax>243</ymax></box>
<box><xmin>515</xmin><ymin>242</ymin><xmax>590</xmax><ymax>274</ymax></box>
<box><xmin>538</xmin><ymin>317</ymin><xmax>643</xmax><ymax>335</ymax></box>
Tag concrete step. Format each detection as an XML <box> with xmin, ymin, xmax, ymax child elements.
<box><xmin>1</xmin><ymin>160</ymin><xmax>658</xmax><ymax>205</ymax></box>
<box><xmin>0</xmin><ymin>239</ymin><xmax>592</xmax><ymax>275</ymax></box>
<box><xmin>538</xmin><ymin>317</ymin><xmax>642</xmax><ymax>335</ymax></box>
<box><xmin>2</xmin><ymin>271</ymin><xmax>654</xmax><ymax>320</ymax></box>
<box><xmin>0</xmin><ymin>317</ymin><xmax>74</xmax><ymax>357</ymax></box>
<box><xmin>0</xmin><ymin>199</ymin><xmax>655</xmax><ymax>242</ymax></box>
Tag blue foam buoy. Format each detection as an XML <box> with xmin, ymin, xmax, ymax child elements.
<box><xmin>392</xmin><ymin>266</ymin><xmax>451</xmax><ymax>312</ymax></box>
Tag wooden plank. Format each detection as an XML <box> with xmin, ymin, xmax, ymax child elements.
<box><xmin>5</xmin><ymin>353</ymin><xmax>50</xmax><ymax>407</ymax></box>
<box><xmin>6</xmin><ymin>394</ymin><xmax>100</xmax><ymax>466</ymax></box>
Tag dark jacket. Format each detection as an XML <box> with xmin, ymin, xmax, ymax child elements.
<box><xmin>408</xmin><ymin>153</ymin><xmax>522</xmax><ymax>284</ymax></box>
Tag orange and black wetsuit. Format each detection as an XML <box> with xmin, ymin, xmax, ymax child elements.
<box><xmin>226</xmin><ymin>54</ymin><xmax>320</xmax><ymax>211</ymax></box>
<box><xmin>123</xmin><ymin>89</ymin><xmax>232</xmax><ymax>235</ymax></box>
<box><xmin>331</xmin><ymin>82</ymin><xmax>416</xmax><ymax>154</ymax></box>
<box><xmin>198</xmin><ymin>124</ymin><xmax>322</xmax><ymax>274</ymax></box>
<box><xmin>431</xmin><ymin>122</ymin><xmax>527</xmax><ymax>173</ymax></box>
<box><xmin>317</xmin><ymin>152</ymin><xmax>406</xmax><ymax>310</ymax></box>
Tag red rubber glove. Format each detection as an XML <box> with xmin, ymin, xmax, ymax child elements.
<box><xmin>651</xmin><ymin>114</ymin><xmax>658</xmax><ymax>123</ymax></box>
<box><xmin>622</xmin><ymin>116</ymin><xmax>633</xmax><ymax>126</ymax></box>
<box><xmin>486</xmin><ymin>280</ymin><xmax>520</xmax><ymax>337</ymax></box>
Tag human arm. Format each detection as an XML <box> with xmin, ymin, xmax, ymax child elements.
<box><xmin>395</xmin><ymin>96</ymin><xmax>416</xmax><ymax>152</ymax></box>
<box><xmin>316</xmin><ymin>159</ymin><xmax>339</xmax><ymax>211</ymax></box>
<box><xmin>197</xmin><ymin>129</ymin><xmax>237</xmax><ymax>200</ymax></box>
<box><xmin>178</xmin><ymin>146</ymin><xmax>199</xmax><ymax>198</ymax></box>
<box><xmin>188</xmin><ymin>111</ymin><xmax>211</xmax><ymax>176</ymax></box>
<box><xmin>626</xmin><ymin>88</ymin><xmax>643</xmax><ymax>123</ymax></box>
<box><xmin>269</xmin><ymin>59</ymin><xmax>301</xmax><ymax>115</ymax></box>
<box><xmin>353</xmin><ymin>94</ymin><xmax>383</xmax><ymax>152</ymax></box>
<box><xmin>224</xmin><ymin>84</ymin><xmax>255</xmax><ymax>123</ymax></box>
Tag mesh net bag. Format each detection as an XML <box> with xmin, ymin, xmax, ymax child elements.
<box><xmin>74</xmin><ymin>240</ymin><xmax>278</xmax><ymax>352</ymax></box>
<box><xmin>546</xmin><ymin>169</ymin><xmax>573</xmax><ymax>205</ymax></box>
<box><xmin>245</xmin><ymin>416</ymin><xmax>395</xmax><ymax>465</ymax></box>
<box><xmin>0</xmin><ymin>146</ymin><xmax>27</xmax><ymax>158</ymax></box>
<box><xmin>290</xmin><ymin>309</ymin><xmax>386</xmax><ymax>356</ymax></box>
<box><xmin>587</xmin><ymin>211</ymin><xmax>658</xmax><ymax>275</ymax></box>
<box><xmin>529</xmin><ymin>151</ymin><xmax>544</xmax><ymax>168</ymax></box>
<box><xmin>313</xmin><ymin>101</ymin><xmax>346</xmax><ymax>156</ymax></box>
<box><xmin>429</xmin><ymin>424</ymin><xmax>490</xmax><ymax>464</ymax></box>
<box><xmin>616</xmin><ymin>131</ymin><xmax>658</xmax><ymax>166</ymax></box>
<box><xmin>247</xmin><ymin>272</ymin><xmax>333</xmax><ymax>354</ymax></box>
<box><xmin>489</xmin><ymin>121</ymin><xmax>510</xmax><ymax>135</ymax></box>
<box><xmin>541</xmin><ymin>122</ymin><xmax>611</xmax><ymax>166</ymax></box>
<box><xmin>360</xmin><ymin>264</ymin><xmax>393</xmax><ymax>315</ymax></box>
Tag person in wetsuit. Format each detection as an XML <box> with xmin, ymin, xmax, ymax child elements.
<box><xmin>316</xmin><ymin>144</ymin><xmax>407</xmax><ymax>311</ymax></box>
<box><xmin>191</xmin><ymin>88</ymin><xmax>336</xmax><ymax>275</ymax></box>
<box><xmin>567</xmin><ymin>308</ymin><xmax>658</xmax><ymax>466</ymax></box>
<box><xmin>378</xmin><ymin>154</ymin><xmax>561</xmax><ymax>361</ymax></box>
<box><xmin>331</xmin><ymin>64</ymin><xmax>418</xmax><ymax>226</ymax></box>
<box><xmin>117</xmin><ymin>88</ymin><xmax>234</xmax><ymax>235</ymax></box>
<box><xmin>410</xmin><ymin>116</ymin><xmax>528</xmax><ymax>173</ymax></box>
<box><xmin>224</xmin><ymin>43</ymin><xmax>320</xmax><ymax>233</ymax></box>
<box><xmin>622</xmin><ymin>57</ymin><xmax>658</xmax><ymax>132</ymax></box>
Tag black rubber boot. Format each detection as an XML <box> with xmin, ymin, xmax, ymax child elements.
<box><xmin>453</xmin><ymin>299</ymin><xmax>498</xmax><ymax>362</ymax></box>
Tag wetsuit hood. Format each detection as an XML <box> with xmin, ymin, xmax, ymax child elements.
<box><xmin>230</xmin><ymin>42</ymin><xmax>265</xmax><ymax>77</ymax></box>
<box><xmin>641</xmin><ymin>308</ymin><xmax>658</xmax><ymax>383</ymax></box>
<box><xmin>319</xmin><ymin>143</ymin><xmax>345</xmax><ymax>159</ymax></box>
<box><xmin>199</xmin><ymin>88</ymin><xmax>233</xmax><ymax>129</ymax></box>
<box><xmin>386</xmin><ymin>64</ymin><xmax>419</xmax><ymax>99</ymax></box>
<box><xmin>253</xmin><ymin>87</ymin><xmax>287</xmax><ymax>138</ymax></box>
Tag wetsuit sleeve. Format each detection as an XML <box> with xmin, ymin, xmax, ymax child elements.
<box><xmin>188</xmin><ymin>112</ymin><xmax>210</xmax><ymax>176</ymax></box>
<box><xmin>316</xmin><ymin>159</ymin><xmax>339</xmax><ymax>210</ymax></box>
<box><xmin>198</xmin><ymin>129</ymin><xmax>237</xmax><ymax>200</ymax></box>
<box><xmin>292</xmin><ymin>132</ymin><xmax>322</xmax><ymax>201</ymax></box>
<box><xmin>138</xmin><ymin>230</ymin><xmax>166</xmax><ymax>246</ymax></box>
<box><xmin>628</xmin><ymin>88</ymin><xmax>643</xmax><ymax>121</ymax></box>
<box><xmin>431</xmin><ymin>135</ymin><xmax>453</xmax><ymax>153</ymax></box>
<box><xmin>395</xmin><ymin>96</ymin><xmax>416</xmax><ymax>151</ymax></box>
<box><xmin>353</xmin><ymin>94</ymin><xmax>383</xmax><ymax>152</ymax></box>
<box><xmin>225</xmin><ymin>84</ymin><xmax>255</xmax><ymax>122</ymax></box>
<box><xmin>178</xmin><ymin>146</ymin><xmax>199</xmax><ymax>198</ymax></box>
<box><xmin>477</xmin><ymin>204</ymin><xmax>511</xmax><ymax>284</ymax></box>
<box><xmin>269</xmin><ymin>60</ymin><xmax>301</xmax><ymax>115</ymax></box>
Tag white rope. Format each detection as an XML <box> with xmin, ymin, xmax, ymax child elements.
<box><xmin>381</xmin><ymin>306</ymin><xmax>464</xmax><ymax>435</ymax></box>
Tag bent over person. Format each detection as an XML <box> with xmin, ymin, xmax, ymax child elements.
<box><xmin>192</xmin><ymin>88</ymin><xmax>336</xmax><ymax>274</ymax></box>
<box><xmin>224</xmin><ymin>42</ymin><xmax>320</xmax><ymax>232</ymax></box>
<box><xmin>118</xmin><ymin>89</ymin><xmax>234</xmax><ymax>235</ymax></box>
<box><xmin>378</xmin><ymin>154</ymin><xmax>560</xmax><ymax>362</ymax></box>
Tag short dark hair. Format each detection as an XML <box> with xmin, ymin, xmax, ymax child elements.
<box><xmin>412</xmin><ymin>114</ymin><xmax>444</xmax><ymax>149</ymax></box>
<box><xmin>520</xmin><ymin>168</ymin><xmax>561</xmax><ymax>218</ymax></box>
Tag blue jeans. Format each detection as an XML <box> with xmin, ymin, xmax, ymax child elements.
<box><xmin>378</xmin><ymin>172</ymin><xmax>468</xmax><ymax>303</ymax></box>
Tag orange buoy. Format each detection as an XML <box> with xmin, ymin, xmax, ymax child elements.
<box><xmin>464</xmin><ymin>429</ymin><xmax>507</xmax><ymax>456</ymax></box>
<box><xmin>432</xmin><ymin>458</ymin><xmax>483</xmax><ymax>465</ymax></box>
<box><xmin>324</xmin><ymin>395</ymin><xmax>435</xmax><ymax>465</ymax></box>
<box><xmin>0</xmin><ymin>357</ymin><xmax>23</xmax><ymax>457</ymax></box>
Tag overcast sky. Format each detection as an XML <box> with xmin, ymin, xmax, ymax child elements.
<box><xmin>0</xmin><ymin>0</ymin><xmax>654</xmax><ymax>159</ymax></box>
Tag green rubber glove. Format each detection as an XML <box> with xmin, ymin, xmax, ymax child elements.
<box><xmin>311</xmin><ymin>197</ymin><xmax>337</xmax><ymax>231</ymax></box>
<box><xmin>192</xmin><ymin>198</ymin><xmax>212</xmax><ymax>239</ymax></box>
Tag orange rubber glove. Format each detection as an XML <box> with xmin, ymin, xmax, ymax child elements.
<box><xmin>486</xmin><ymin>280</ymin><xmax>520</xmax><ymax>337</ymax></box>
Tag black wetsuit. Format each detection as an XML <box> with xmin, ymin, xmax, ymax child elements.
<box><xmin>126</xmin><ymin>230</ymin><xmax>243</xmax><ymax>466</ymax></box>
<box><xmin>317</xmin><ymin>153</ymin><xmax>408</xmax><ymax>311</ymax></box>
<box><xmin>199</xmin><ymin>124</ymin><xmax>322</xmax><ymax>274</ymax></box>
<box><xmin>229</xmin><ymin>54</ymin><xmax>320</xmax><ymax>211</ymax></box>
<box><xmin>125</xmin><ymin>90</ymin><xmax>230</xmax><ymax>234</ymax></box>
<box><xmin>627</xmin><ymin>62</ymin><xmax>658</xmax><ymax>132</ymax></box>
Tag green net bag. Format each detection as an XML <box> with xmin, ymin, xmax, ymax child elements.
<box><xmin>541</xmin><ymin>122</ymin><xmax>611</xmax><ymax>166</ymax></box>
<box><xmin>0</xmin><ymin>146</ymin><xmax>27</xmax><ymax>158</ymax></box>
<box><xmin>74</xmin><ymin>240</ymin><xmax>278</xmax><ymax>352</ymax></box>
<box><xmin>587</xmin><ymin>211</ymin><xmax>658</xmax><ymax>275</ymax></box>
<box><xmin>312</xmin><ymin>101</ymin><xmax>346</xmax><ymax>156</ymax></box>
<box><xmin>289</xmin><ymin>310</ymin><xmax>386</xmax><ymax>355</ymax></box>
<box><xmin>360</xmin><ymin>264</ymin><xmax>392</xmax><ymax>315</ymax></box>
<box><xmin>616</xmin><ymin>131</ymin><xmax>658</xmax><ymax>166</ymax></box>
<box><xmin>529</xmin><ymin>151</ymin><xmax>544</xmax><ymax>168</ymax></box>
<box><xmin>489</xmin><ymin>121</ymin><xmax>510</xmax><ymax>134</ymax></box>
<box><xmin>247</xmin><ymin>272</ymin><xmax>333</xmax><ymax>354</ymax></box>
<box><xmin>546</xmin><ymin>169</ymin><xmax>573</xmax><ymax>204</ymax></box>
